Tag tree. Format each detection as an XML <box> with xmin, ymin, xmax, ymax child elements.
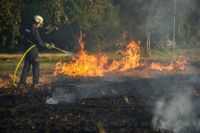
<box><xmin>41</xmin><ymin>0</ymin><xmax>68</xmax><ymax>31</ymax></box>
<box><xmin>0</xmin><ymin>0</ymin><xmax>22</xmax><ymax>51</ymax></box>
<box><xmin>65</xmin><ymin>0</ymin><xmax>121</xmax><ymax>51</ymax></box>
<box><xmin>177</xmin><ymin>0</ymin><xmax>200</xmax><ymax>47</ymax></box>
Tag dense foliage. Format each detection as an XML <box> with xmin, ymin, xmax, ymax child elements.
<box><xmin>0</xmin><ymin>0</ymin><xmax>200</xmax><ymax>52</ymax></box>
<box><xmin>0</xmin><ymin>0</ymin><xmax>22</xmax><ymax>50</ymax></box>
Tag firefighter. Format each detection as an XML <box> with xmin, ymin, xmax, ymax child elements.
<box><xmin>18</xmin><ymin>15</ymin><xmax>54</xmax><ymax>89</ymax></box>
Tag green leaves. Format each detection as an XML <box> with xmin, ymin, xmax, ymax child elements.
<box><xmin>0</xmin><ymin>0</ymin><xmax>21</xmax><ymax>49</ymax></box>
<box><xmin>1</xmin><ymin>0</ymin><xmax>200</xmax><ymax>52</ymax></box>
<box><xmin>66</xmin><ymin>0</ymin><xmax>120</xmax><ymax>31</ymax></box>
<box><xmin>42</xmin><ymin>0</ymin><xmax>68</xmax><ymax>28</ymax></box>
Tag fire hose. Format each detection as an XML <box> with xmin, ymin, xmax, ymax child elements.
<box><xmin>13</xmin><ymin>44</ymin><xmax>73</xmax><ymax>87</ymax></box>
<box><xmin>13</xmin><ymin>44</ymin><xmax>36</xmax><ymax>87</ymax></box>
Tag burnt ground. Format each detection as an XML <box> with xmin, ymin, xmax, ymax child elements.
<box><xmin>0</xmin><ymin>70</ymin><xmax>200</xmax><ymax>133</ymax></box>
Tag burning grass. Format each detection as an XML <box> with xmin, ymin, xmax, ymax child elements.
<box><xmin>54</xmin><ymin>33</ymin><xmax>189</xmax><ymax>78</ymax></box>
<box><xmin>1</xmin><ymin>32</ymin><xmax>199</xmax><ymax>90</ymax></box>
<box><xmin>54</xmin><ymin>34</ymin><xmax>142</xmax><ymax>77</ymax></box>
<box><xmin>149</xmin><ymin>57</ymin><xmax>187</xmax><ymax>71</ymax></box>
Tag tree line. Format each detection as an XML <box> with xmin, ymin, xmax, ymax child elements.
<box><xmin>1</xmin><ymin>0</ymin><xmax>200</xmax><ymax>52</ymax></box>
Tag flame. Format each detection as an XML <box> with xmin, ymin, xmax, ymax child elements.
<box><xmin>150</xmin><ymin>62</ymin><xmax>174</xmax><ymax>71</ymax></box>
<box><xmin>78</xmin><ymin>31</ymin><xmax>85</xmax><ymax>50</ymax></box>
<box><xmin>108</xmin><ymin>40</ymin><xmax>141</xmax><ymax>72</ymax></box>
<box><xmin>54</xmin><ymin>32</ymin><xmax>187</xmax><ymax>77</ymax></box>
<box><xmin>54</xmin><ymin>33</ymin><xmax>142</xmax><ymax>77</ymax></box>
<box><xmin>150</xmin><ymin>58</ymin><xmax>187</xmax><ymax>71</ymax></box>
<box><xmin>54</xmin><ymin>39</ymin><xmax>109</xmax><ymax>77</ymax></box>
<box><xmin>60</xmin><ymin>51</ymin><xmax>108</xmax><ymax>77</ymax></box>
<box><xmin>175</xmin><ymin>58</ymin><xmax>187</xmax><ymax>71</ymax></box>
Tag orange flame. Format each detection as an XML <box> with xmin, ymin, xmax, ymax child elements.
<box><xmin>150</xmin><ymin>58</ymin><xmax>187</xmax><ymax>71</ymax></box>
<box><xmin>108</xmin><ymin>40</ymin><xmax>141</xmax><ymax>72</ymax></box>
<box><xmin>175</xmin><ymin>58</ymin><xmax>187</xmax><ymax>71</ymax></box>
<box><xmin>54</xmin><ymin>32</ymin><xmax>109</xmax><ymax>77</ymax></box>
<box><xmin>61</xmin><ymin>51</ymin><xmax>108</xmax><ymax>77</ymax></box>
<box><xmin>54</xmin><ymin>32</ymin><xmax>187</xmax><ymax>77</ymax></box>
<box><xmin>150</xmin><ymin>62</ymin><xmax>174</xmax><ymax>71</ymax></box>
<box><xmin>54</xmin><ymin>33</ymin><xmax>142</xmax><ymax>77</ymax></box>
<box><xmin>78</xmin><ymin>31</ymin><xmax>85</xmax><ymax>50</ymax></box>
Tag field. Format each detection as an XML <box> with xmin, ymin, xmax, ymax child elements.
<box><xmin>0</xmin><ymin>50</ymin><xmax>200</xmax><ymax>133</ymax></box>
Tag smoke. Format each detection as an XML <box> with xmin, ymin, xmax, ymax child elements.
<box><xmin>46</xmin><ymin>85</ymin><xmax>106</xmax><ymax>105</ymax></box>
<box><xmin>152</xmin><ymin>85</ymin><xmax>200</xmax><ymax>133</ymax></box>
<box><xmin>46</xmin><ymin>87</ymin><xmax>77</xmax><ymax>104</ymax></box>
<box><xmin>46</xmin><ymin>75</ymin><xmax>127</xmax><ymax>104</ymax></box>
<box><xmin>144</xmin><ymin>0</ymin><xmax>188</xmax><ymax>34</ymax></box>
<box><xmin>138</xmin><ymin>0</ymin><xmax>196</xmax><ymax>46</ymax></box>
<box><xmin>151</xmin><ymin>61</ymin><xmax>200</xmax><ymax>133</ymax></box>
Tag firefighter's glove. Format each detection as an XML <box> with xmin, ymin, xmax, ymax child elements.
<box><xmin>45</xmin><ymin>43</ymin><xmax>54</xmax><ymax>49</ymax></box>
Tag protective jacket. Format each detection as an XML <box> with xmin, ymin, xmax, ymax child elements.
<box><xmin>24</xmin><ymin>23</ymin><xmax>46</xmax><ymax>60</ymax></box>
<box><xmin>20</xmin><ymin>23</ymin><xmax>45</xmax><ymax>85</ymax></box>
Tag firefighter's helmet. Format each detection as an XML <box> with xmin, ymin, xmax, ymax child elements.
<box><xmin>34</xmin><ymin>15</ymin><xmax>43</xmax><ymax>25</ymax></box>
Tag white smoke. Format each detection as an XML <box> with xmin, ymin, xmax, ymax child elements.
<box><xmin>46</xmin><ymin>87</ymin><xmax>77</xmax><ymax>104</ymax></box>
<box><xmin>46</xmin><ymin>76</ymin><xmax>127</xmax><ymax>105</ymax></box>
<box><xmin>152</xmin><ymin>88</ymin><xmax>200</xmax><ymax>133</ymax></box>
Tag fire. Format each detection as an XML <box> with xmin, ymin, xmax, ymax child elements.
<box><xmin>53</xmin><ymin>31</ymin><xmax>187</xmax><ymax>77</ymax></box>
<box><xmin>108</xmin><ymin>40</ymin><xmax>141</xmax><ymax>72</ymax></box>
<box><xmin>59</xmin><ymin>51</ymin><xmax>108</xmax><ymax>77</ymax></box>
<box><xmin>54</xmin><ymin>32</ymin><xmax>109</xmax><ymax>77</ymax></box>
<box><xmin>175</xmin><ymin>58</ymin><xmax>187</xmax><ymax>71</ymax></box>
<box><xmin>150</xmin><ymin>58</ymin><xmax>187</xmax><ymax>71</ymax></box>
<box><xmin>54</xmin><ymin>33</ymin><xmax>142</xmax><ymax>77</ymax></box>
<box><xmin>150</xmin><ymin>62</ymin><xmax>174</xmax><ymax>71</ymax></box>
<box><xmin>78</xmin><ymin>31</ymin><xmax>85</xmax><ymax>50</ymax></box>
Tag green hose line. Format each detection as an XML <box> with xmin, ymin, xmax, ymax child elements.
<box><xmin>13</xmin><ymin>45</ymin><xmax>36</xmax><ymax>87</ymax></box>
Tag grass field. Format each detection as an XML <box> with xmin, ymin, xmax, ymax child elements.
<box><xmin>0</xmin><ymin>54</ymin><xmax>71</xmax><ymax>76</ymax></box>
<box><xmin>0</xmin><ymin>53</ymin><xmax>71</xmax><ymax>88</ymax></box>
<box><xmin>145</xmin><ymin>48</ymin><xmax>200</xmax><ymax>62</ymax></box>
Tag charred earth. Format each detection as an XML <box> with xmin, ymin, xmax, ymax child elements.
<box><xmin>0</xmin><ymin>71</ymin><xmax>200</xmax><ymax>133</ymax></box>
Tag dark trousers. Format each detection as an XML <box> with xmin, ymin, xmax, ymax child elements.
<box><xmin>20</xmin><ymin>48</ymin><xmax>40</xmax><ymax>85</ymax></box>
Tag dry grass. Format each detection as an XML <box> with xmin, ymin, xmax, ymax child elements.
<box><xmin>0</xmin><ymin>53</ymin><xmax>70</xmax><ymax>60</ymax></box>
<box><xmin>0</xmin><ymin>53</ymin><xmax>72</xmax><ymax>88</ymax></box>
